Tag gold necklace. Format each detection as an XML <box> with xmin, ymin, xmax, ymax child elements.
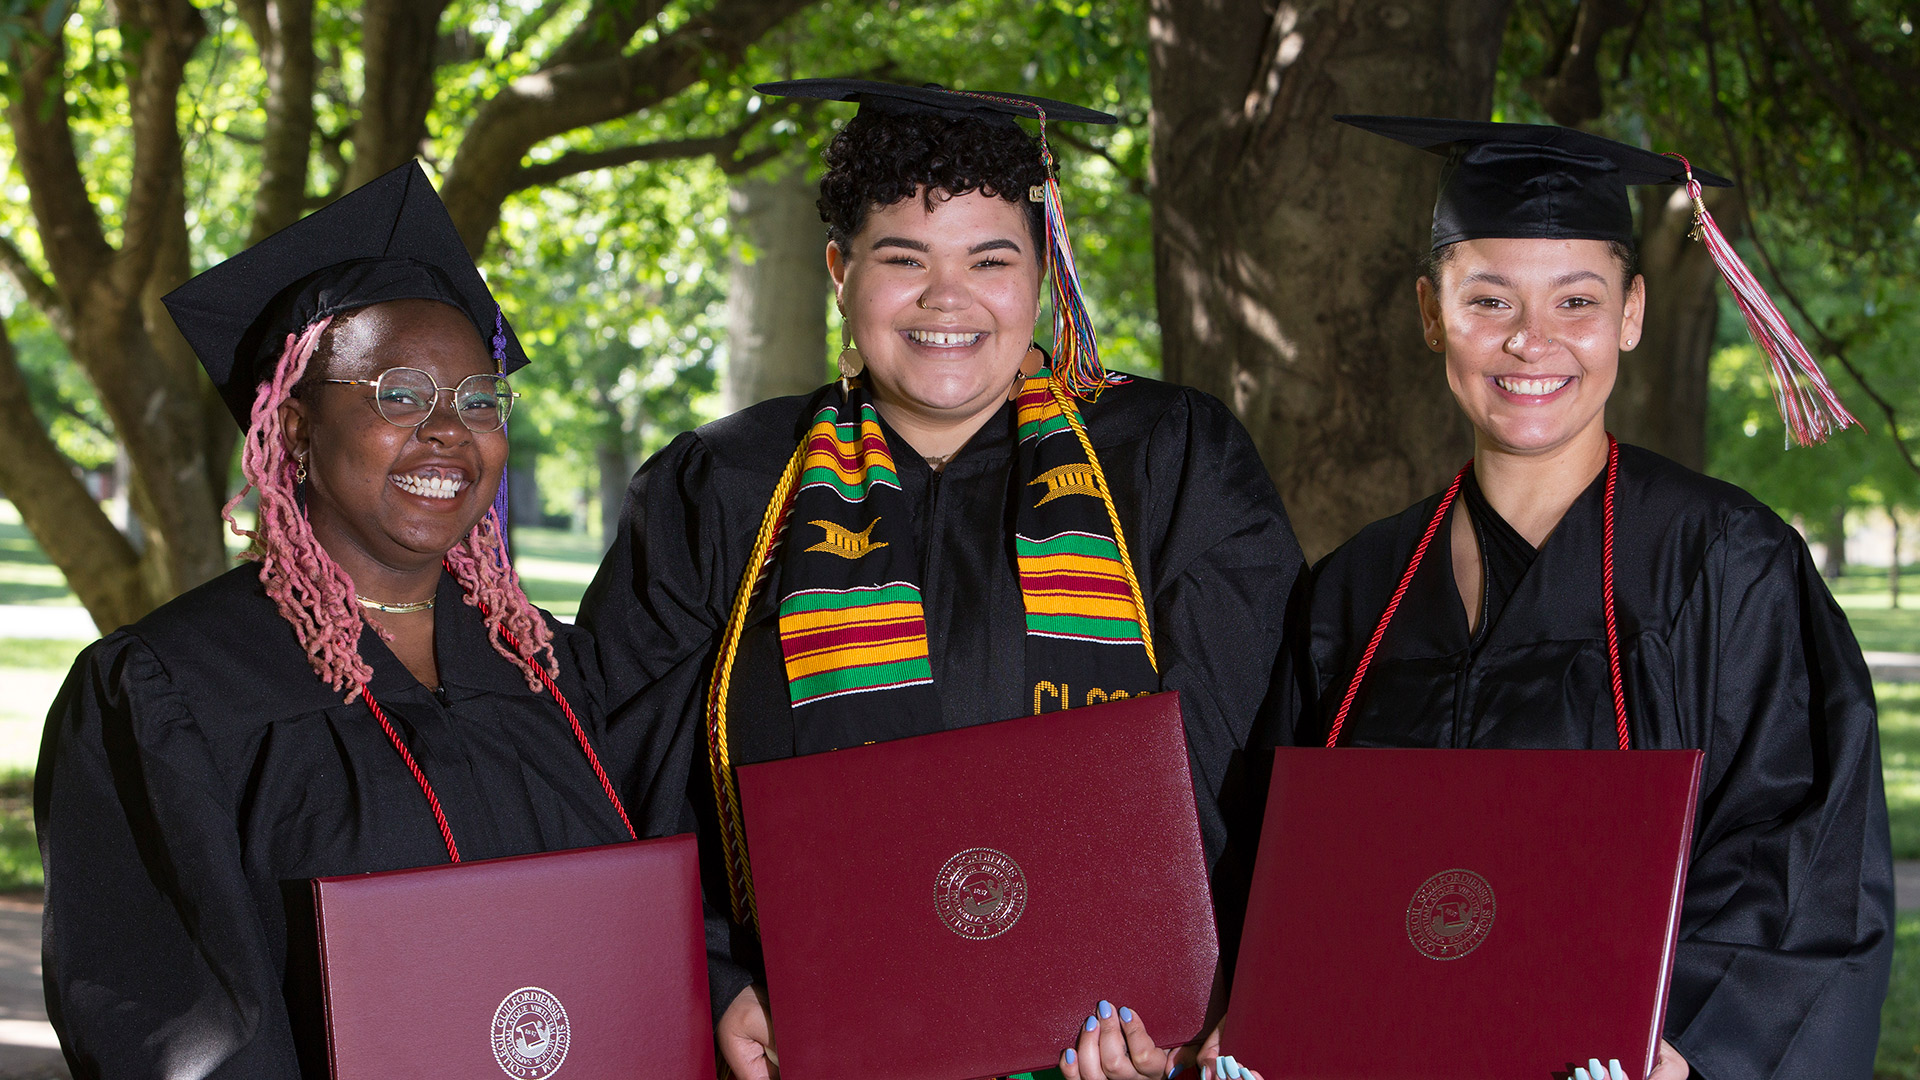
<box><xmin>355</xmin><ymin>594</ymin><xmax>435</xmax><ymax>614</ymax></box>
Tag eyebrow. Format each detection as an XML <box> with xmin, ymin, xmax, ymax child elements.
<box><xmin>1456</xmin><ymin>268</ymin><xmax>1610</xmax><ymax>290</ymax></box>
<box><xmin>1549</xmin><ymin>269</ymin><xmax>1609</xmax><ymax>290</ymax></box>
<box><xmin>868</xmin><ymin>236</ymin><xmax>1023</xmax><ymax>255</ymax></box>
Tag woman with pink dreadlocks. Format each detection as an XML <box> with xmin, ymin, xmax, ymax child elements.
<box><xmin>37</xmin><ymin>164</ymin><xmax>645</xmax><ymax>1079</ymax></box>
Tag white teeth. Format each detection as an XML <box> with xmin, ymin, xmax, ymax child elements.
<box><xmin>1496</xmin><ymin>376</ymin><xmax>1572</xmax><ymax>396</ymax></box>
<box><xmin>392</xmin><ymin>473</ymin><xmax>467</xmax><ymax>499</ymax></box>
<box><xmin>907</xmin><ymin>329</ymin><xmax>983</xmax><ymax>346</ymax></box>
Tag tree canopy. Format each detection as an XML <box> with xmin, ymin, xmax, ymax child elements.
<box><xmin>1</xmin><ymin>0</ymin><xmax>1917</xmax><ymax>626</ymax></box>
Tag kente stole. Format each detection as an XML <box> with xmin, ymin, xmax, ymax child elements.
<box><xmin>705</xmin><ymin>372</ymin><xmax>1158</xmax><ymax>927</ymax></box>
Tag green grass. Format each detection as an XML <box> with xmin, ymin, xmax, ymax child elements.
<box><xmin>0</xmin><ymin>768</ymin><xmax>38</xmax><ymax>893</ymax></box>
<box><xmin>1887</xmin><ymin>685</ymin><xmax>1920</xmax><ymax>862</ymax></box>
<box><xmin>1880</xmin><ymin>912</ymin><xmax>1920</xmax><ymax>1079</ymax></box>
<box><xmin>1833</xmin><ymin>573</ymin><xmax>1920</xmax><ymax>655</ymax></box>
<box><xmin>509</xmin><ymin>525</ymin><xmax>603</xmax><ymax>618</ymax></box>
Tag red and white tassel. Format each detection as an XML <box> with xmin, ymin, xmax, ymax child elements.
<box><xmin>1668</xmin><ymin>154</ymin><xmax>1858</xmax><ymax>447</ymax></box>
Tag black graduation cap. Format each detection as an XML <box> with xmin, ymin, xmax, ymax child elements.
<box><xmin>163</xmin><ymin>160</ymin><xmax>529</xmax><ymax>431</ymax></box>
<box><xmin>1336</xmin><ymin>115</ymin><xmax>1734</xmax><ymax>249</ymax></box>
<box><xmin>754</xmin><ymin>78</ymin><xmax>1118</xmax><ymax>128</ymax></box>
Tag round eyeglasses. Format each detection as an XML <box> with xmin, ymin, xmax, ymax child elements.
<box><xmin>317</xmin><ymin>368</ymin><xmax>518</xmax><ymax>433</ymax></box>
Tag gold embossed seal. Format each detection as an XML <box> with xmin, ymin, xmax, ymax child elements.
<box><xmin>1405</xmin><ymin>868</ymin><xmax>1496</xmax><ymax>961</ymax></box>
<box><xmin>490</xmin><ymin>986</ymin><xmax>571</xmax><ymax>1079</ymax></box>
<box><xmin>934</xmin><ymin>847</ymin><xmax>1029</xmax><ymax>940</ymax></box>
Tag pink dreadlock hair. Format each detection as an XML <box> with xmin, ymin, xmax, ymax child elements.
<box><xmin>221</xmin><ymin>312</ymin><xmax>558</xmax><ymax>700</ymax></box>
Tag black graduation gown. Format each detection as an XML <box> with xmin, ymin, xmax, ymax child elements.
<box><xmin>38</xmin><ymin>564</ymin><xmax>637</xmax><ymax>1080</ymax></box>
<box><xmin>1291</xmin><ymin>444</ymin><xmax>1894</xmax><ymax>1080</ymax></box>
<box><xmin>579</xmin><ymin>376</ymin><xmax>1304</xmax><ymax>1018</ymax></box>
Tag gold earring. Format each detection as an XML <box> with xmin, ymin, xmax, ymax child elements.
<box><xmin>1429</xmin><ymin>338</ymin><xmax>1439</xmax><ymax>347</ymax></box>
<box><xmin>837</xmin><ymin>322</ymin><xmax>865</xmax><ymax>380</ymax></box>
<box><xmin>295</xmin><ymin>457</ymin><xmax>308</xmax><ymax>484</ymax></box>
<box><xmin>1007</xmin><ymin>345</ymin><xmax>1047</xmax><ymax>400</ymax></box>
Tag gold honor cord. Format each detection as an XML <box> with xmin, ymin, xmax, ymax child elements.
<box><xmin>702</xmin><ymin>378</ymin><xmax>1156</xmax><ymax>929</ymax></box>
<box><xmin>704</xmin><ymin>441</ymin><xmax>806</xmax><ymax>931</ymax></box>
<box><xmin>1046</xmin><ymin>377</ymin><xmax>1157</xmax><ymax>672</ymax></box>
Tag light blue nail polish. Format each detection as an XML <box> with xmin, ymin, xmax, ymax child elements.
<box><xmin>1065</xmin><ymin>1048</ymin><xmax>1077</xmax><ymax>1065</ymax></box>
<box><xmin>1226</xmin><ymin>1056</ymin><xmax>1245</xmax><ymax>1080</ymax></box>
<box><xmin>1085</xmin><ymin>1015</ymin><xmax>1098</xmax><ymax>1032</ymax></box>
<box><xmin>1098</xmin><ymin>1000</ymin><xmax>1114</xmax><ymax>1019</ymax></box>
<box><xmin>1120</xmin><ymin>1006</ymin><xmax>1134</xmax><ymax>1023</ymax></box>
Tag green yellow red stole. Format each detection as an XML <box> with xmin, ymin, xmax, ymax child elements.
<box><xmin>705</xmin><ymin>371</ymin><xmax>1158</xmax><ymax>927</ymax></box>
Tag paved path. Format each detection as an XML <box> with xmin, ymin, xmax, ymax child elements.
<box><xmin>1868</xmin><ymin>651</ymin><xmax>1920</xmax><ymax>682</ymax></box>
<box><xmin>0</xmin><ymin>897</ymin><xmax>64</xmax><ymax>1080</ymax></box>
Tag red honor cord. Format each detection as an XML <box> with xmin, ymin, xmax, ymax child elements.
<box><xmin>1328</xmin><ymin>436</ymin><xmax>1630</xmax><ymax>751</ymax></box>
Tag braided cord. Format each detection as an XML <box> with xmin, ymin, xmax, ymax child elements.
<box><xmin>1046</xmin><ymin>376</ymin><xmax>1156</xmax><ymax>671</ymax></box>
<box><xmin>1600</xmin><ymin>436</ymin><xmax>1630</xmax><ymax>751</ymax></box>
<box><xmin>360</xmin><ymin>689</ymin><xmax>462</xmax><ymax>863</ymax></box>
<box><xmin>704</xmin><ymin>441</ymin><xmax>807</xmax><ymax>930</ymax></box>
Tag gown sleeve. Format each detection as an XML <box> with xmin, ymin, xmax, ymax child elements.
<box><xmin>1139</xmin><ymin>391</ymin><xmax>1304</xmax><ymax>942</ymax></box>
<box><xmin>577</xmin><ymin>431</ymin><xmax>760</xmax><ymax>1023</ymax></box>
<box><xmin>37</xmin><ymin>633</ymin><xmax>303</xmax><ymax>1079</ymax></box>
<box><xmin>1663</xmin><ymin>508</ymin><xmax>1894</xmax><ymax>1079</ymax></box>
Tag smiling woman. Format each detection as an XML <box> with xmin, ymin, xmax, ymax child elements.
<box><xmin>1271</xmin><ymin>117</ymin><xmax>1894</xmax><ymax>1079</ymax></box>
<box><xmin>579</xmin><ymin>80</ymin><xmax>1306</xmax><ymax>1080</ymax></box>
<box><xmin>36</xmin><ymin>163</ymin><xmax>650</xmax><ymax>1077</ymax></box>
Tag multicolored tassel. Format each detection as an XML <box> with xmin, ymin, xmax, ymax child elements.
<box><xmin>1667</xmin><ymin>154</ymin><xmax>1858</xmax><ymax>447</ymax></box>
<box><xmin>1035</xmin><ymin>141</ymin><xmax>1111</xmax><ymax>400</ymax></box>
<box><xmin>952</xmin><ymin>91</ymin><xmax>1113</xmax><ymax>401</ymax></box>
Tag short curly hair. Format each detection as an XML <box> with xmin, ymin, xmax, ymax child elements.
<box><xmin>818</xmin><ymin>109</ymin><xmax>1050</xmax><ymax>253</ymax></box>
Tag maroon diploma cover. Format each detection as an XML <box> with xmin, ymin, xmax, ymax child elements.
<box><xmin>1224</xmin><ymin>748</ymin><xmax>1703</xmax><ymax>1080</ymax></box>
<box><xmin>302</xmin><ymin>835</ymin><xmax>713</xmax><ymax>1080</ymax></box>
<box><xmin>736</xmin><ymin>692</ymin><xmax>1218</xmax><ymax>1080</ymax></box>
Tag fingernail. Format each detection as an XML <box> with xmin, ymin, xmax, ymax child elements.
<box><xmin>1609</xmin><ymin>1061</ymin><xmax>1627</xmax><ymax>1080</ymax></box>
<box><xmin>1098</xmin><ymin>1000</ymin><xmax>1114</xmax><ymax>1019</ymax></box>
<box><xmin>1168</xmin><ymin>1065</ymin><xmax>1182</xmax><ymax>1078</ymax></box>
<box><xmin>1085</xmin><ymin>1015</ymin><xmax>1098</xmax><ymax>1032</ymax></box>
<box><xmin>1221</xmin><ymin>1056</ymin><xmax>1239</xmax><ymax>1079</ymax></box>
<box><xmin>1066</xmin><ymin>1048</ymin><xmax>1077</xmax><ymax>1065</ymax></box>
<box><xmin>1120</xmin><ymin>1006</ymin><xmax>1134</xmax><ymax>1023</ymax></box>
<box><xmin>1575</xmin><ymin>1069</ymin><xmax>1592</xmax><ymax>1080</ymax></box>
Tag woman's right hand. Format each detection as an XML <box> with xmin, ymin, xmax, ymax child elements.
<box><xmin>716</xmin><ymin>984</ymin><xmax>778</xmax><ymax>1080</ymax></box>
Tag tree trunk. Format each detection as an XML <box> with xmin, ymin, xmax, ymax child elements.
<box><xmin>1147</xmin><ymin>0</ymin><xmax>1509</xmax><ymax>560</ymax></box>
<box><xmin>0</xmin><ymin>321</ymin><xmax>155</xmax><ymax>627</ymax></box>
<box><xmin>1818</xmin><ymin>503</ymin><xmax>1848</xmax><ymax>579</ymax></box>
<box><xmin>237</xmin><ymin>0</ymin><xmax>317</xmax><ymax>243</ymax></box>
<box><xmin>347</xmin><ymin>0</ymin><xmax>449</xmax><ymax>189</ymax></box>
<box><xmin>597</xmin><ymin>442</ymin><xmax>632</xmax><ymax>553</ymax></box>
<box><xmin>723</xmin><ymin>164</ymin><xmax>831</xmax><ymax>414</ymax></box>
<box><xmin>1892</xmin><ymin>510</ymin><xmax>1903</xmax><ymax>610</ymax></box>
<box><xmin>1608</xmin><ymin>185</ymin><xmax>1742</xmax><ymax>468</ymax></box>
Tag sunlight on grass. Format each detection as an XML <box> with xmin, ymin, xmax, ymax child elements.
<box><xmin>1883</xmin><ymin>685</ymin><xmax>1920</xmax><ymax>861</ymax></box>
<box><xmin>1880</xmin><ymin>912</ymin><xmax>1920</xmax><ymax>1079</ymax></box>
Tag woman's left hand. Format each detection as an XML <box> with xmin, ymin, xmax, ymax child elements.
<box><xmin>1058</xmin><ymin>1002</ymin><xmax>1262</xmax><ymax>1080</ymax></box>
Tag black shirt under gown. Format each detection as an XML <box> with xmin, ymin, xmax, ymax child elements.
<box><xmin>38</xmin><ymin>564</ymin><xmax>640</xmax><ymax>1079</ymax></box>
<box><xmin>1288</xmin><ymin>443</ymin><xmax>1894</xmax><ymax>1080</ymax></box>
<box><xmin>579</xmin><ymin>376</ymin><xmax>1305</xmax><ymax>1019</ymax></box>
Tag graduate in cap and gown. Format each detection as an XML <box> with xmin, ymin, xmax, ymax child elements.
<box><xmin>38</xmin><ymin>162</ymin><xmax>642</xmax><ymax>1078</ymax></box>
<box><xmin>1272</xmin><ymin>118</ymin><xmax>1893</xmax><ymax>1080</ymax></box>
<box><xmin>577</xmin><ymin>79</ymin><xmax>1304</xmax><ymax>1080</ymax></box>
